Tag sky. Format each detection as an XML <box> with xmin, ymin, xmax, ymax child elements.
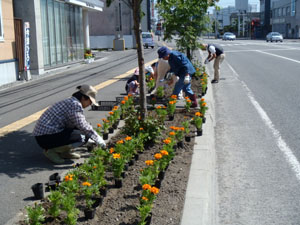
<box><xmin>216</xmin><ymin>0</ymin><xmax>260</xmax><ymax>8</ymax></box>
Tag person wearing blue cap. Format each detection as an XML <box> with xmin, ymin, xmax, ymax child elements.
<box><xmin>157</xmin><ymin>46</ymin><xmax>197</xmax><ymax>107</ymax></box>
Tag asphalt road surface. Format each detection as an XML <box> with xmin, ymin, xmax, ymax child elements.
<box><xmin>206</xmin><ymin>39</ymin><xmax>300</xmax><ymax>224</ymax></box>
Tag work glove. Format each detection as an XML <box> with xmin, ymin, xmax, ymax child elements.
<box><xmin>184</xmin><ymin>74</ymin><xmax>191</xmax><ymax>84</ymax></box>
<box><xmin>204</xmin><ymin>59</ymin><xmax>209</xmax><ymax>64</ymax></box>
<box><xmin>96</xmin><ymin>136</ymin><xmax>106</xmax><ymax>149</ymax></box>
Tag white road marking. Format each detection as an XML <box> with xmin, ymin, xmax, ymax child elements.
<box><xmin>256</xmin><ymin>50</ymin><xmax>300</xmax><ymax>64</ymax></box>
<box><xmin>226</xmin><ymin>48</ymin><xmax>300</xmax><ymax>53</ymax></box>
<box><xmin>227</xmin><ymin>62</ymin><xmax>300</xmax><ymax>182</ymax></box>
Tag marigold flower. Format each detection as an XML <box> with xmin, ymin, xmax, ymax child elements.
<box><xmin>150</xmin><ymin>186</ymin><xmax>160</xmax><ymax>194</ymax></box>
<box><xmin>124</xmin><ymin>96</ymin><xmax>129</xmax><ymax>101</ymax></box>
<box><xmin>113</xmin><ymin>153</ymin><xmax>121</xmax><ymax>159</ymax></box>
<box><xmin>163</xmin><ymin>139</ymin><xmax>171</xmax><ymax>144</ymax></box>
<box><xmin>117</xmin><ymin>140</ymin><xmax>124</xmax><ymax>144</ymax></box>
<box><xmin>180</xmin><ymin>127</ymin><xmax>185</xmax><ymax>131</ymax></box>
<box><xmin>142</xmin><ymin>184</ymin><xmax>151</xmax><ymax>190</ymax></box>
<box><xmin>142</xmin><ymin>196</ymin><xmax>149</xmax><ymax>201</ymax></box>
<box><xmin>160</xmin><ymin>150</ymin><xmax>169</xmax><ymax>156</ymax></box>
<box><xmin>169</xmin><ymin>101</ymin><xmax>175</xmax><ymax>105</ymax></box>
<box><xmin>170</xmin><ymin>95</ymin><xmax>177</xmax><ymax>99</ymax></box>
<box><xmin>202</xmin><ymin>102</ymin><xmax>207</xmax><ymax>107</ymax></box>
<box><xmin>138</xmin><ymin>116</ymin><xmax>141</xmax><ymax>120</ymax></box>
<box><xmin>145</xmin><ymin>160</ymin><xmax>154</xmax><ymax>166</ymax></box>
<box><xmin>195</xmin><ymin>112</ymin><xmax>201</xmax><ymax>117</ymax></box>
<box><xmin>113</xmin><ymin>106</ymin><xmax>119</xmax><ymax>110</ymax></box>
<box><xmin>128</xmin><ymin>94</ymin><xmax>132</xmax><ymax>97</ymax></box>
<box><xmin>109</xmin><ymin>111</ymin><xmax>114</xmax><ymax>115</ymax></box>
<box><xmin>187</xmin><ymin>99</ymin><xmax>191</xmax><ymax>103</ymax></box>
<box><xmin>169</xmin><ymin>131</ymin><xmax>175</xmax><ymax>136</ymax></box>
<box><xmin>196</xmin><ymin>68</ymin><xmax>199</xmax><ymax>71</ymax></box>
<box><xmin>163</xmin><ymin>106</ymin><xmax>167</xmax><ymax>109</ymax></box>
<box><xmin>154</xmin><ymin>153</ymin><xmax>162</xmax><ymax>160</ymax></box>
<box><xmin>82</xmin><ymin>181</ymin><xmax>91</xmax><ymax>187</ymax></box>
<box><xmin>121</xmin><ymin>100</ymin><xmax>126</xmax><ymax>104</ymax></box>
<box><xmin>125</xmin><ymin>136</ymin><xmax>132</xmax><ymax>141</ymax></box>
<box><xmin>156</xmin><ymin>106</ymin><xmax>162</xmax><ymax>109</ymax></box>
<box><xmin>139</xmin><ymin>127</ymin><xmax>144</xmax><ymax>131</ymax></box>
<box><xmin>93</xmin><ymin>166</ymin><xmax>97</xmax><ymax>169</ymax></box>
<box><xmin>64</xmin><ymin>175</ymin><xmax>72</xmax><ymax>181</ymax></box>
<box><xmin>109</xmin><ymin>148</ymin><xmax>115</xmax><ymax>154</ymax></box>
<box><xmin>150</xmin><ymin>77</ymin><xmax>153</xmax><ymax>81</ymax></box>
<box><xmin>97</xmin><ymin>123</ymin><xmax>102</xmax><ymax>127</ymax></box>
<box><xmin>170</xmin><ymin>126</ymin><xmax>176</xmax><ymax>130</ymax></box>
<box><xmin>173</xmin><ymin>127</ymin><xmax>179</xmax><ymax>131</ymax></box>
<box><xmin>201</xmin><ymin>98</ymin><xmax>205</xmax><ymax>102</ymax></box>
<box><xmin>185</xmin><ymin>97</ymin><xmax>190</xmax><ymax>100</ymax></box>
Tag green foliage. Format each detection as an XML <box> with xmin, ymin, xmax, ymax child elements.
<box><xmin>61</xmin><ymin>193</ymin><xmax>79</xmax><ymax>225</ymax></box>
<box><xmin>48</xmin><ymin>191</ymin><xmax>62</xmax><ymax>219</ymax></box>
<box><xmin>157</xmin><ymin>0</ymin><xmax>217</xmax><ymax>59</ymax></box>
<box><xmin>25</xmin><ymin>203</ymin><xmax>45</xmax><ymax>225</ymax></box>
<box><xmin>156</xmin><ymin>86</ymin><xmax>165</xmax><ymax>98</ymax></box>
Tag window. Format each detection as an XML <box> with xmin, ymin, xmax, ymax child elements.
<box><xmin>0</xmin><ymin>0</ymin><xmax>4</xmax><ymax>41</ymax></box>
<box><xmin>282</xmin><ymin>7</ymin><xmax>286</xmax><ymax>16</ymax></box>
<box><xmin>278</xmin><ymin>8</ymin><xmax>282</xmax><ymax>17</ymax></box>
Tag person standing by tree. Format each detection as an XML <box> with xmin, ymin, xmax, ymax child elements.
<box><xmin>157</xmin><ymin>46</ymin><xmax>198</xmax><ymax>107</ymax></box>
<box><xmin>202</xmin><ymin>43</ymin><xmax>225</xmax><ymax>83</ymax></box>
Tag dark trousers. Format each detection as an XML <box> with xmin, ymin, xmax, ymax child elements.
<box><xmin>35</xmin><ymin>128</ymin><xmax>84</xmax><ymax>149</ymax></box>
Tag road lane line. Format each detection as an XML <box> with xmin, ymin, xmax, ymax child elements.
<box><xmin>256</xmin><ymin>50</ymin><xmax>300</xmax><ymax>64</ymax></box>
<box><xmin>227</xmin><ymin>62</ymin><xmax>300</xmax><ymax>182</ymax></box>
<box><xmin>0</xmin><ymin>59</ymin><xmax>158</xmax><ymax>137</ymax></box>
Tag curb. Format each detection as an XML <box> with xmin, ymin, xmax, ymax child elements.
<box><xmin>180</xmin><ymin>49</ymin><xmax>216</xmax><ymax>225</ymax></box>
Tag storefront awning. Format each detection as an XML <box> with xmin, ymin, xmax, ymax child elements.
<box><xmin>64</xmin><ymin>0</ymin><xmax>104</xmax><ymax>11</ymax></box>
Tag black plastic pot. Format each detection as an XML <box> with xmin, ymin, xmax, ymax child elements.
<box><xmin>100</xmin><ymin>187</ymin><xmax>107</xmax><ymax>197</ymax></box>
<box><xmin>197</xmin><ymin>129</ymin><xmax>203</xmax><ymax>136</ymax></box>
<box><xmin>47</xmin><ymin>180</ymin><xmax>59</xmax><ymax>191</ymax></box>
<box><xmin>121</xmin><ymin>171</ymin><xmax>126</xmax><ymax>178</ymax></box>
<box><xmin>124</xmin><ymin>164</ymin><xmax>129</xmax><ymax>171</ymax></box>
<box><xmin>145</xmin><ymin>212</ymin><xmax>152</xmax><ymax>225</ymax></box>
<box><xmin>31</xmin><ymin>183</ymin><xmax>44</xmax><ymax>200</ymax></box>
<box><xmin>102</xmin><ymin>133</ymin><xmax>108</xmax><ymax>140</ymax></box>
<box><xmin>84</xmin><ymin>208</ymin><xmax>96</xmax><ymax>220</ymax></box>
<box><xmin>134</xmin><ymin>154</ymin><xmax>139</xmax><ymax>161</ymax></box>
<box><xmin>185</xmin><ymin>136</ymin><xmax>191</xmax><ymax>142</ymax></box>
<box><xmin>49</xmin><ymin>172</ymin><xmax>61</xmax><ymax>182</ymax></box>
<box><xmin>128</xmin><ymin>159</ymin><xmax>134</xmax><ymax>166</ymax></box>
<box><xmin>169</xmin><ymin>115</ymin><xmax>174</xmax><ymax>121</ymax></box>
<box><xmin>154</xmin><ymin>179</ymin><xmax>161</xmax><ymax>188</ymax></box>
<box><xmin>177</xmin><ymin>141</ymin><xmax>184</xmax><ymax>148</ymax></box>
<box><xmin>115</xmin><ymin>178</ymin><xmax>123</xmax><ymax>188</ymax></box>
<box><xmin>112</xmin><ymin>123</ymin><xmax>118</xmax><ymax>129</ymax></box>
<box><xmin>92</xmin><ymin>197</ymin><xmax>103</xmax><ymax>208</ymax></box>
<box><xmin>158</xmin><ymin>171</ymin><xmax>165</xmax><ymax>180</ymax></box>
<box><xmin>202</xmin><ymin>117</ymin><xmax>206</xmax><ymax>123</ymax></box>
<box><xmin>108</xmin><ymin>127</ymin><xmax>114</xmax><ymax>134</ymax></box>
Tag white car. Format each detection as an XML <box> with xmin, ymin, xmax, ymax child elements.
<box><xmin>142</xmin><ymin>32</ymin><xmax>155</xmax><ymax>49</ymax></box>
<box><xmin>222</xmin><ymin>32</ymin><xmax>236</xmax><ymax>41</ymax></box>
<box><xmin>266</xmin><ymin>32</ymin><xmax>283</xmax><ymax>42</ymax></box>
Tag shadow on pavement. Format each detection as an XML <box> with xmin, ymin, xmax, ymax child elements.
<box><xmin>0</xmin><ymin>130</ymin><xmax>74</xmax><ymax>178</ymax></box>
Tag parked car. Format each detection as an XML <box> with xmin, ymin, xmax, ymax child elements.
<box><xmin>266</xmin><ymin>32</ymin><xmax>283</xmax><ymax>42</ymax></box>
<box><xmin>142</xmin><ymin>32</ymin><xmax>155</xmax><ymax>49</ymax></box>
<box><xmin>222</xmin><ymin>32</ymin><xmax>236</xmax><ymax>41</ymax></box>
<box><xmin>155</xmin><ymin>30</ymin><xmax>161</xmax><ymax>36</ymax></box>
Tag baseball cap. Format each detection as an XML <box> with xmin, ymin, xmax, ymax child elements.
<box><xmin>157</xmin><ymin>46</ymin><xmax>171</xmax><ymax>58</ymax></box>
<box><xmin>78</xmin><ymin>85</ymin><xmax>98</xmax><ymax>106</ymax></box>
<box><xmin>134</xmin><ymin>68</ymin><xmax>139</xmax><ymax>75</ymax></box>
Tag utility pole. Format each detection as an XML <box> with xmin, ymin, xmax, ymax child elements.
<box><xmin>215</xmin><ymin>12</ymin><xmax>218</xmax><ymax>38</ymax></box>
<box><xmin>238</xmin><ymin>11</ymin><xmax>240</xmax><ymax>37</ymax></box>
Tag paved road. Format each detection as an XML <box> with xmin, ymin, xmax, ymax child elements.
<box><xmin>206</xmin><ymin>39</ymin><xmax>300</xmax><ymax>224</ymax></box>
<box><xmin>0</xmin><ymin>47</ymin><xmax>159</xmax><ymax>224</ymax></box>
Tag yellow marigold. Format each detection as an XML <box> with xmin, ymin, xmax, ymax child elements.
<box><xmin>82</xmin><ymin>182</ymin><xmax>91</xmax><ymax>187</ymax></box>
<box><xmin>145</xmin><ymin>160</ymin><xmax>154</xmax><ymax>166</ymax></box>
<box><xmin>202</xmin><ymin>102</ymin><xmax>207</xmax><ymax>107</ymax></box>
<box><xmin>150</xmin><ymin>186</ymin><xmax>160</xmax><ymax>194</ymax></box>
<box><xmin>125</xmin><ymin>136</ymin><xmax>132</xmax><ymax>141</ymax></box>
<box><xmin>169</xmin><ymin>131</ymin><xmax>175</xmax><ymax>136</ymax></box>
<box><xmin>156</xmin><ymin>106</ymin><xmax>162</xmax><ymax>109</ymax></box>
<box><xmin>121</xmin><ymin>100</ymin><xmax>126</xmax><ymax>104</ymax></box>
<box><xmin>113</xmin><ymin>153</ymin><xmax>121</xmax><ymax>159</ymax></box>
<box><xmin>163</xmin><ymin>139</ymin><xmax>171</xmax><ymax>144</ymax></box>
<box><xmin>117</xmin><ymin>140</ymin><xmax>124</xmax><ymax>144</ymax></box>
<box><xmin>97</xmin><ymin>123</ymin><xmax>102</xmax><ymax>127</ymax></box>
<box><xmin>154</xmin><ymin>153</ymin><xmax>162</xmax><ymax>160</ymax></box>
<box><xmin>160</xmin><ymin>150</ymin><xmax>169</xmax><ymax>156</ymax></box>
<box><xmin>109</xmin><ymin>148</ymin><xmax>115</xmax><ymax>154</ymax></box>
<box><xmin>109</xmin><ymin>111</ymin><xmax>114</xmax><ymax>115</ymax></box>
<box><xmin>142</xmin><ymin>196</ymin><xmax>149</xmax><ymax>201</ymax></box>
<box><xmin>139</xmin><ymin>127</ymin><xmax>144</xmax><ymax>130</ymax></box>
<box><xmin>195</xmin><ymin>112</ymin><xmax>201</xmax><ymax>117</ymax></box>
<box><xmin>124</xmin><ymin>96</ymin><xmax>129</xmax><ymax>101</ymax></box>
<box><xmin>142</xmin><ymin>184</ymin><xmax>151</xmax><ymax>190</ymax></box>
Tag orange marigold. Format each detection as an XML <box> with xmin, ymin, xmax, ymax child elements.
<box><xmin>121</xmin><ymin>100</ymin><xmax>126</xmax><ymax>104</ymax></box>
<box><xmin>169</xmin><ymin>131</ymin><xmax>175</xmax><ymax>136</ymax></box>
<box><xmin>128</xmin><ymin>94</ymin><xmax>132</xmax><ymax>97</ymax></box>
<box><xmin>125</xmin><ymin>136</ymin><xmax>132</xmax><ymax>141</ymax></box>
<box><xmin>82</xmin><ymin>182</ymin><xmax>91</xmax><ymax>187</ymax></box>
<box><xmin>201</xmin><ymin>98</ymin><xmax>205</xmax><ymax>102</ymax></box>
<box><xmin>170</xmin><ymin>126</ymin><xmax>176</xmax><ymax>130</ymax></box>
<box><xmin>139</xmin><ymin>127</ymin><xmax>144</xmax><ymax>130</ymax></box>
<box><xmin>154</xmin><ymin>153</ymin><xmax>162</xmax><ymax>160</ymax></box>
<box><xmin>113</xmin><ymin>153</ymin><xmax>121</xmax><ymax>159</ymax></box>
<box><xmin>124</xmin><ymin>96</ymin><xmax>129</xmax><ymax>101</ymax></box>
<box><xmin>113</xmin><ymin>106</ymin><xmax>119</xmax><ymax>110</ymax></box>
<box><xmin>97</xmin><ymin>123</ymin><xmax>102</xmax><ymax>127</ymax></box>
<box><xmin>117</xmin><ymin>140</ymin><xmax>124</xmax><ymax>144</ymax></box>
<box><xmin>142</xmin><ymin>196</ymin><xmax>149</xmax><ymax>201</ymax></box>
<box><xmin>202</xmin><ymin>102</ymin><xmax>207</xmax><ymax>107</ymax></box>
<box><xmin>109</xmin><ymin>148</ymin><xmax>115</xmax><ymax>154</ymax></box>
<box><xmin>64</xmin><ymin>175</ymin><xmax>73</xmax><ymax>182</ymax></box>
<box><xmin>187</xmin><ymin>99</ymin><xmax>191</xmax><ymax>103</ymax></box>
<box><xmin>195</xmin><ymin>112</ymin><xmax>201</xmax><ymax>117</ymax></box>
<box><xmin>170</xmin><ymin>95</ymin><xmax>177</xmax><ymax>99</ymax></box>
<box><xmin>145</xmin><ymin>160</ymin><xmax>154</xmax><ymax>166</ymax></box>
<box><xmin>142</xmin><ymin>184</ymin><xmax>151</xmax><ymax>190</ymax></box>
<box><xmin>163</xmin><ymin>139</ymin><xmax>171</xmax><ymax>144</ymax></box>
<box><xmin>180</xmin><ymin>127</ymin><xmax>185</xmax><ymax>131</ymax></box>
<box><xmin>109</xmin><ymin>111</ymin><xmax>114</xmax><ymax>115</ymax></box>
<box><xmin>185</xmin><ymin>97</ymin><xmax>190</xmax><ymax>100</ymax></box>
<box><xmin>93</xmin><ymin>166</ymin><xmax>97</xmax><ymax>169</ymax></box>
<box><xmin>150</xmin><ymin>186</ymin><xmax>160</xmax><ymax>194</ymax></box>
<box><xmin>156</xmin><ymin>106</ymin><xmax>162</xmax><ymax>109</ymax></box>
<box><xmin>160</xmin><ymin>150</ymin><xmax>169</xmax><ymax>156</ymax></box>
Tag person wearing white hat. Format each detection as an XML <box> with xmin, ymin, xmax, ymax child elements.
<box><xmin>33</xmin><ymin>85</ymin><xmax>106</xmax><ymax>164</ymax></box>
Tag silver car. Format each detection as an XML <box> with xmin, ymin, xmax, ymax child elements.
<box><xmin>142</xmin><ymin>32</ymin><xmax>155</xmax><ymax>49</ymax></box>
<box><xmin>266</xmin><ymin>32</ymin><xmax>283</xmax><ymax>42</ymax></box>
<box><xmin>222</xmin><ymin>32</ymin><xmax>236</xmax><ymax>41</ymax></box>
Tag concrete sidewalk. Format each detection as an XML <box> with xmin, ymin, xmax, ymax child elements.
<box><xmin>180</xmin><ymin>50</ymin><xmax>217</xmax><ymax>225</ymax></box>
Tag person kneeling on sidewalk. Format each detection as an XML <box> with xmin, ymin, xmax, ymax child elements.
<box><xmin>33</xmin><ymin>85</ymin><xmax>106</xmax><ymax>164</ymax></box>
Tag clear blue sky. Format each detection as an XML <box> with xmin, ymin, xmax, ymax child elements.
<box><xmin>216</xmin><ymin>0</ymin><xmax>260</xmax><ymax>8</ymax></box>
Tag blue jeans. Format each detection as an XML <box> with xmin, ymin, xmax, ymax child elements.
<box><xmin>172</xmin><ymin>75</ymin><xmax>194</xmax><ymax>97</ymax></box>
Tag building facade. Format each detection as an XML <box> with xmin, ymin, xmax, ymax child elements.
<box><xmin>271</xmin><ymin>0</ymin><xmax>300</xmax><ymax>38</ymax></box>
<box><xmin>13</xmin><ymin>0</ymin><xmax>103</xmax><ymax>76</ymax></box>
<box><xmin>0</xmin><ymin>0</ymin><xmax>18</xmax><ymax>86</ymax></box>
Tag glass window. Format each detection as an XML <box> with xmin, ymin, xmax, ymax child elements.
<box><xmin>291</xmin><ymin>0</ymin><xmax>296</xmax><ymax>16</ymax></box>
<box><xmin>0</xmin><ymin>0</ymin><xmax>4</xmax><ymax>41</ymax></box>
<box><xmin>282</xmin><ymin>7</ymin><xmax>286</xmax><ymax>16</ymax></box>
<box><xmin>41</xmin><ymin>0</ymin><xmax>50</xmax><ymax>66</ymax></box>
<box><xmin>278</xmin><ymin>8</ymin><xmax>282</xmax><ymax>16</ymax></box>
<box><xmin>54</xmin><ymin>1</ymin><xmax>62</xmax><ymax>64</ymax></box>
<box><xmin>287</xmin><ymin>6</ymin><xmax>290</xmax><ymax>16</ymax></box>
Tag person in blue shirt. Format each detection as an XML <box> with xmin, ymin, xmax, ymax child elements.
<box><xmin>157</xmin><ymin>46</ymin><xmax>197</xmax><ymax>107</ymax></box>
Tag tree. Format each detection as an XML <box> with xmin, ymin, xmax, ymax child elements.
<box><xmin>106</xmin><ymin>0</ymin><xmax>147</xmax><ymax>118</ymax></box>
<box><xmin>157</xmin><ymin>0</ymin><xmax>217</xmax><ymax>59</ymax></box>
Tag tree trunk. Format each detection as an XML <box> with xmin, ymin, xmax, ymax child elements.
<box><xmin>133</xmin><ymin>0</ymin><xmax>147</xmax><ymax>119</ymax></box>
<box><xmin>186</xmin><ymin>47</ymin><xmax>191</xmax><ymax>60</ymax></box>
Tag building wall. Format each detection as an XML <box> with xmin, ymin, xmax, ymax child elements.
<box><xmin>0</xmin><ymin>0</ymin><xmax>15</xmax><ymax>60</ymax></box>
